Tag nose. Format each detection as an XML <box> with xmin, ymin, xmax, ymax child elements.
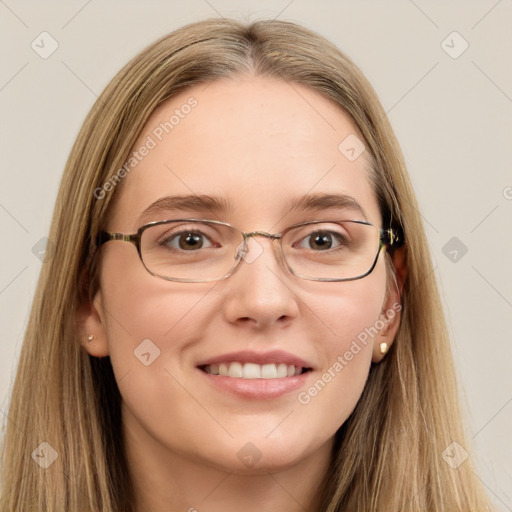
<box><xmin>222</xmin><ymin>235</ymin><xmax>299</xmax><ymax>328</ymax></box>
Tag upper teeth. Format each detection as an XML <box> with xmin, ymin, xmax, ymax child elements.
<box><xmin>203</xmin><ymin>362</ymin><xmax>303</xmax><ymax>379</ymax></box>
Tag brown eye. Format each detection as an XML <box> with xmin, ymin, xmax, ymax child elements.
<box><xmin>296</xmin><ymin>231</ymin><xmax>347</xmax><ymax>251</ymax></box>
<box><xmin>162</xmin><ymin>230</ymin><xmax>213</xmax><ymax>251</ymax></box>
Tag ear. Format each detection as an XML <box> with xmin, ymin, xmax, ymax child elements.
<box><xmin>372</xmin><ymin>246</ymin><xmax>407</xmax><ymax>363</ymax></box>
<box><xmin>77</xmin><ymin>289</ymin><xmax>110</xmax><ymax>358</ymax></box>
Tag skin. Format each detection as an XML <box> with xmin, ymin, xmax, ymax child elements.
<box><xmin>80</xmin><ymin>75</ymin><xmax>405</xmax><ymax>512</ymax></box>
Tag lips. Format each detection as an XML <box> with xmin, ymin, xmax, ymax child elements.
<box><xmin>195</xmin><ymin>349</ymin><xmax>315</xmax><ymax>398</ymax></box>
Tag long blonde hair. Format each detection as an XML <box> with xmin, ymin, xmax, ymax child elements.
<box><xmin>0</xmin><ymin>18</ymin><xmax>494</xmax><ymax>511</ymax></box>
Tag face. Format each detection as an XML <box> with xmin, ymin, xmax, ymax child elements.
<box><xmin>82</xmin><ymin>76</ymin><xmax>402</xmax><ymax>475</ymax></box>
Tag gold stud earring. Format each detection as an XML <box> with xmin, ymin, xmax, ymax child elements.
<box><xmin>87</xmin><ymin>334</ymin><xmax>94</xmax><ymax>342</ymax></box>
<box><xmin>379</xmin><ymin>342</ymin><xmax>388</xmax><ymax>355</ymax></box>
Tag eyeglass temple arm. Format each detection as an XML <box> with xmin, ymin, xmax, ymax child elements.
<box><xmin>96</xmin><ymin>231</ymin><xmax>140</xmax><ymax>247</ymax></box>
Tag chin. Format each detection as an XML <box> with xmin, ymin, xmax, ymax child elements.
<box><xmin>199</xmin><ymin>436</ymin><xmax>317</xmax><ymax>475</ymax></box>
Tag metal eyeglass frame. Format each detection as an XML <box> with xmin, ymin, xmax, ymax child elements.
<box><xmin>96</xmin><ymin>218</ymin><xmax>404</xmax><ymax>283</ymax></box>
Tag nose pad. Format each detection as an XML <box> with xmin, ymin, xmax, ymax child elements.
<box><xmin>235</xmin><ymin>237</ymin><xmax>265</xmax><ymax>264</ymax></box>
<box><xmin>234</xmin><ymin>240</ymin><xmax>247</xmax><ymax>262</ymax></box>
<box><xmin>234</xmin><ymin>235</ymin><xmax>285</xmax><ymax>268</ymax></box>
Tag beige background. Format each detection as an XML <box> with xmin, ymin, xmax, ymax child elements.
<box><xmin>1</xmin><ymin>1</ymin><xmax>511</xmax><ymax>508</ymax></box>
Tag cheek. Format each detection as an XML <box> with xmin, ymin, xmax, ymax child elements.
<box><xmin>97</xmin><ymin>246</ymin><xmax>208</xmax><ymax>372</ymax></box>
<box><xmin>296</xmin><ymin>264</ymin><xmax>387</xmax><ymax>424</ymax></box>
<box><xmin>306</xmin><ymin>259</ymin><xmax>386</xmax><ymax>349</ymax></box>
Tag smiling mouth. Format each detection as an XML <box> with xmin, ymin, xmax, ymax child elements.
<box><xmin>198</xmin><ymin>362</ymin><xmax>313</xmax><ymax>380</ymax></box>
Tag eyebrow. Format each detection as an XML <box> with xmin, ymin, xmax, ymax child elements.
<box><xmin>137</xmin><ymin>192</ymin><xmax>367</xmax><ymax>225</ymax></box>
<box><xmin>138</xmin><ymin>194</ymin><xmax>232</xmax><ymax>225</ymax></box>
<box><xmin>285</xmin><ymin>192</ymin><xmax>367</xmax><ymax>219</ymax></box>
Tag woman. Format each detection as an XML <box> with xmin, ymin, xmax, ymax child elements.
<box><xmin>0</xmin><ymin>18</ymin><xmax>494</xmax><ymax>511</ymax></box>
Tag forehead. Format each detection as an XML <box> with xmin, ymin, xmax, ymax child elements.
<box><xmin>107</xmin><ymin>76</ymin><xmax>380</xmax><ymax>230</ymax></box>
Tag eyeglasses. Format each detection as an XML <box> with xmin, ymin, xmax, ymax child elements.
<box><xmin>96</xmin><ymin>218</ymin><xmax>403</xmax><ymax>283</ymax></box>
